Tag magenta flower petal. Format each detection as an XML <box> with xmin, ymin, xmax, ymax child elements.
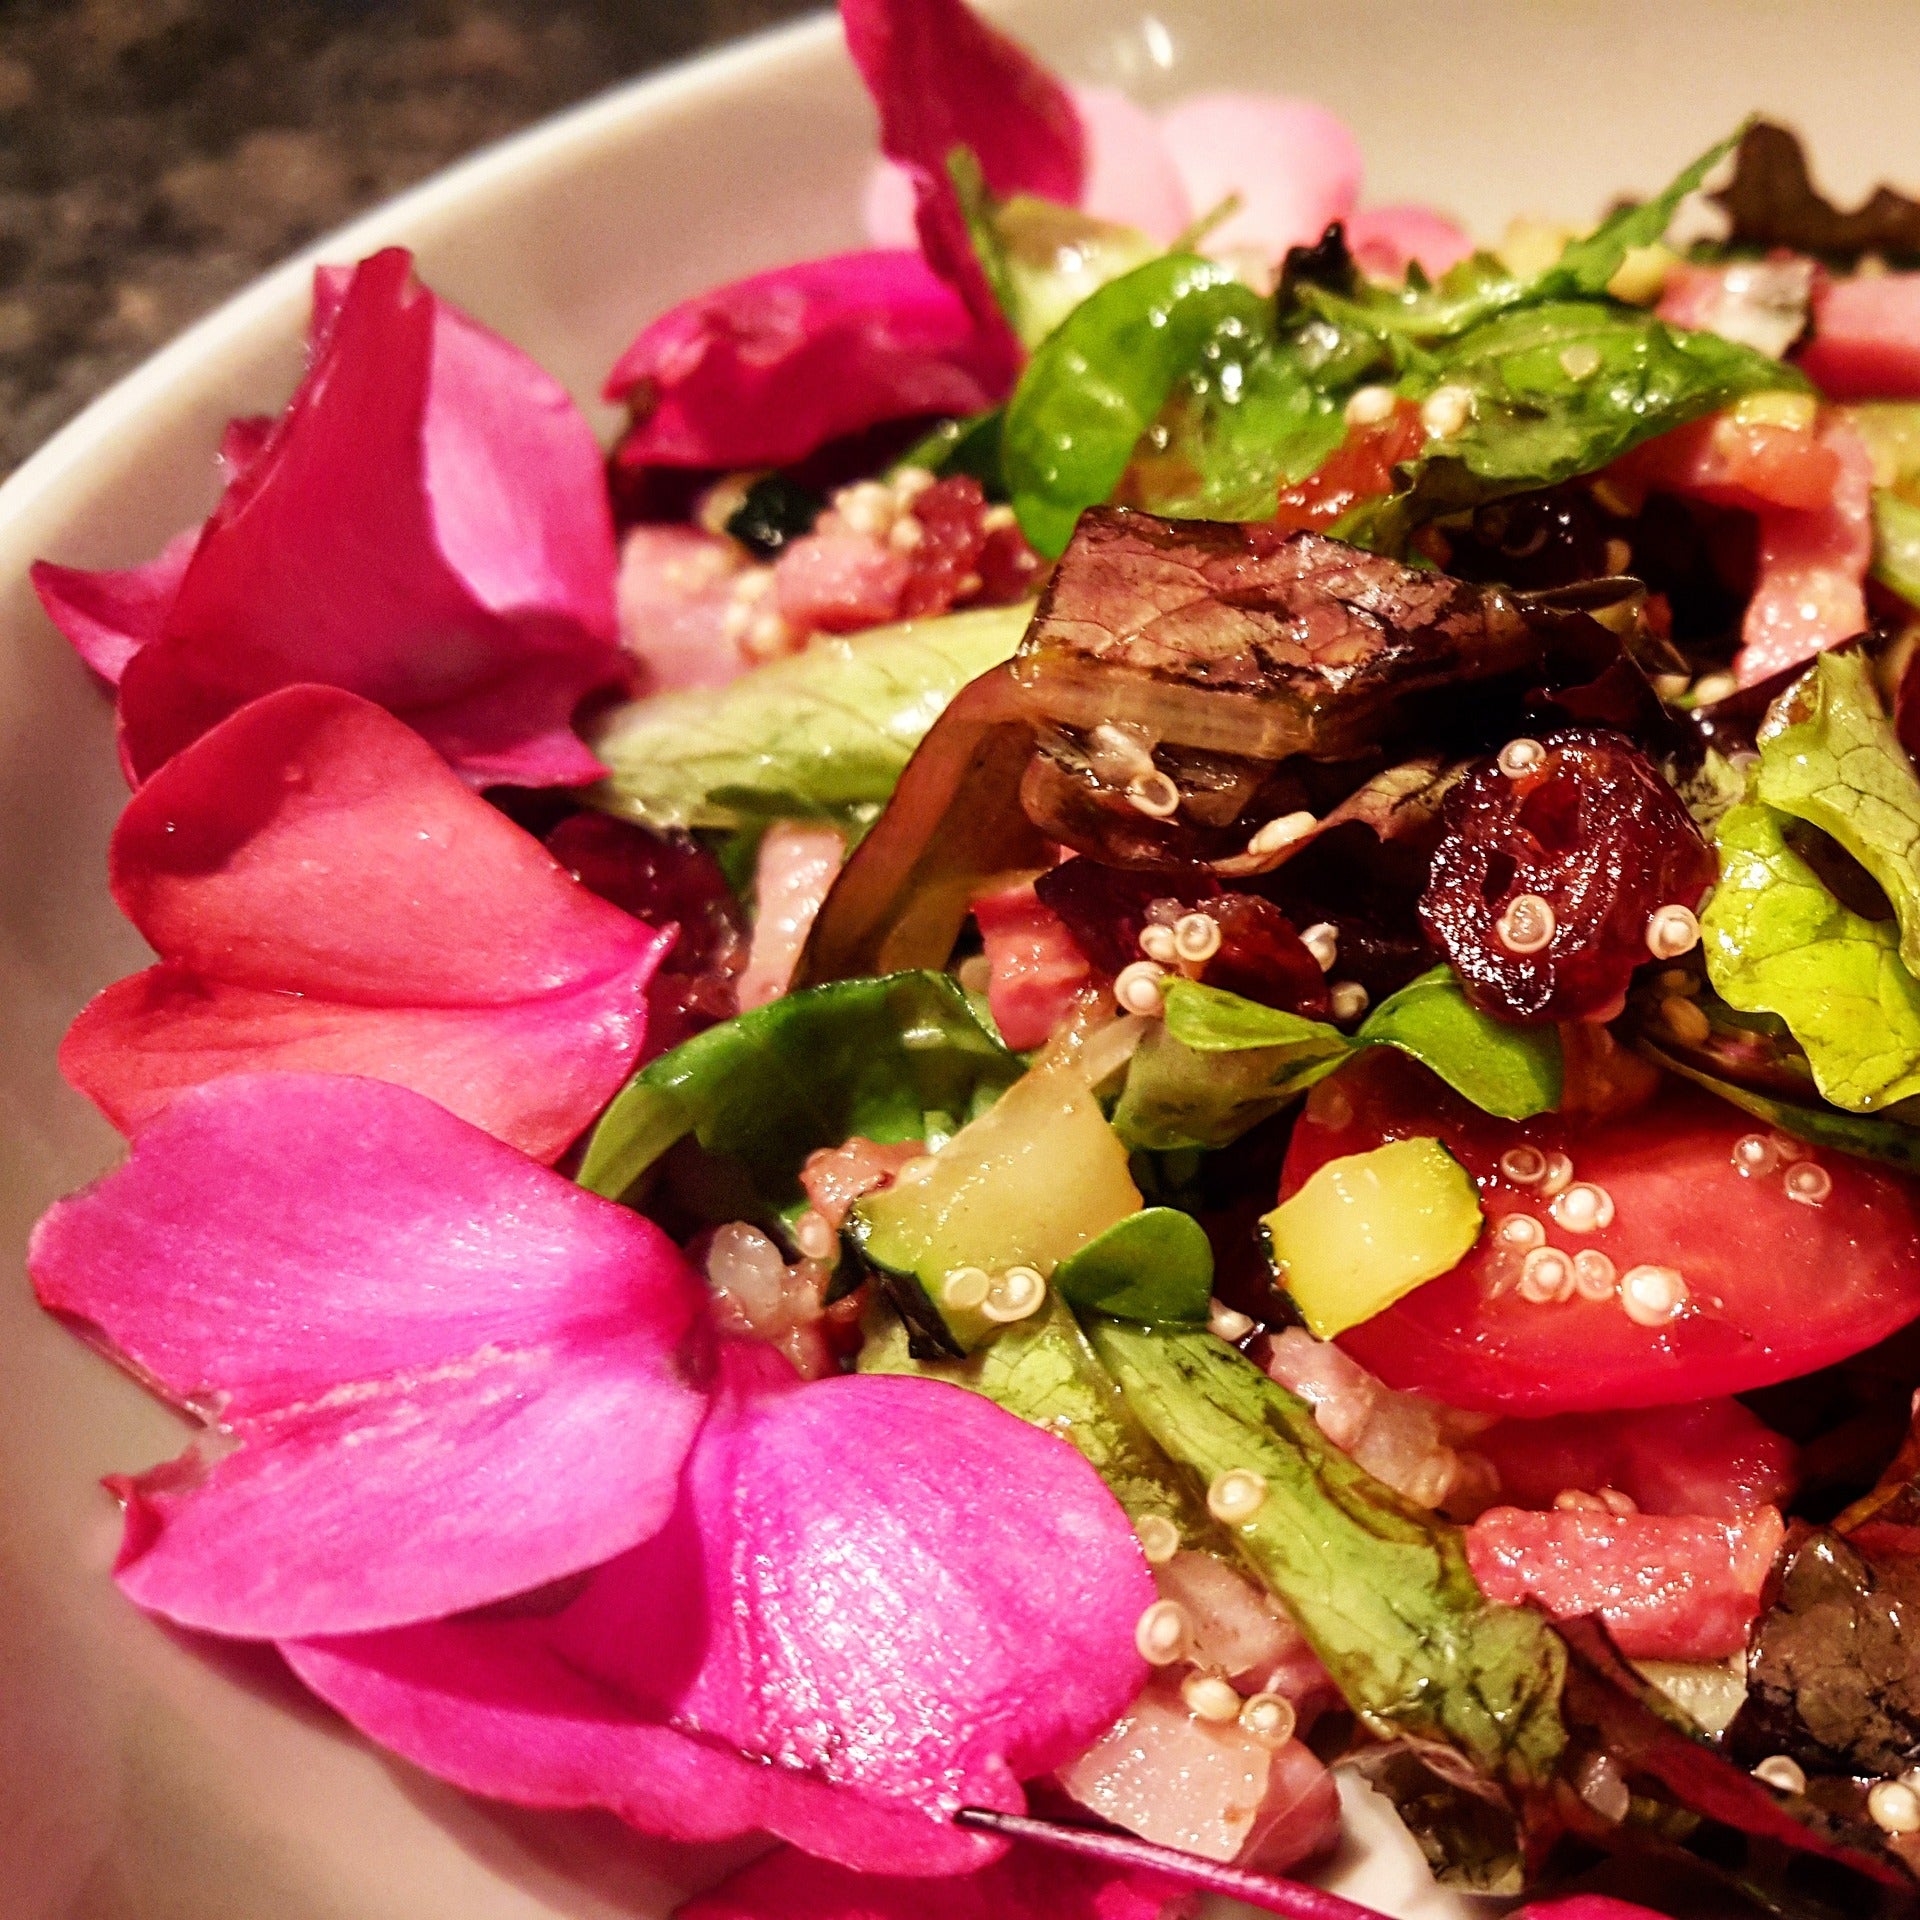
<box><xmin>674</xmin><ymin>1840</ymin><xmax>1188</xmax><ymax>1918</ymax></box>
<box><xmin>606</xmin><ymin>251</ymin><xmax>1008</xmax><ymax>473</ymax></box>
<box><xmin>1157</xmin><ymin>94</ymin><xmax>1363</xmax><ymax>264</ymax></box>
<box><xmin>31</xmin><ymin>529</ymin><xmax>199</xmax><ymax>685</ymax></box>
<box><xmin>841</xmin><ymin>0</ymin><xmax>1081</xmax><ymax>348</ymax></box>
<box><xmin>284</xmin><ymin>1347</ymin><xmax>1154</xmax><ymax>1873</ymax></box>
<box><xmin>42</xmin><ymin>247</ymin><xmax>622</xmax><ymax>789</ymax></box>
<box><xmin>28</xmin><ymin>1071</ymin><xmax>707</xmax><ymax>1639</ymax></box>
<box><xmin>1344</xmin><ymin>204</ymin><xmax>1475</xmax><ymax>282</ymax></box>
<box><xmin>60</xmin><ymin>685</ymin><xmax>667</xmax><ymax>1161</ymax></box>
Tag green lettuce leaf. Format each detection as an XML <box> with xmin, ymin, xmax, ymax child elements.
<box><xmin>1753</xmin><ymin>649</ymin><xmax>1920</xmax><ymax>970</ymax></box>
<box><xmin>859</xmin><ymin>1294</ymin><xmax>1225</xmax><ymax>1548</ymax></box>
<box><xmin>576</xmin><ymin>971</ymin><xmax>1019</xmax><ymax>1219</ymax></box>
<box><xmin>1111</xmin><ymin>969</ymin><xmax>1560</xmax><ymax>1151</ymax></box>
<box><xmin>1050</xmin><ymin>1207</ymin><xmax>1214</xmax><ymax>1323</ymax></box>
<box><xmin>1090</xmin><ymin>1322</ymin><xmax>1568</xmax><ymax>1788</ymax></box>
<box><xmin>1703</xmin><ymin>801</ymin><xmax>1920</xmax><ymax>1111</ymax></box>
<box><xmin>587</xmin><ymin>602</ymin><xmax>1031</xmax><ymax>835</ymax></box>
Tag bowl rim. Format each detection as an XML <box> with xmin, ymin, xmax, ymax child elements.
<box><xmin>0</xmin><ymin>3</ymin><xmax>843</xmax><ymax>538</ymax></box>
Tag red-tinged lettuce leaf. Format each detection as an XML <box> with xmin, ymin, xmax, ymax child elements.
<box><xmin>284</xmin><ymin>1344</ymin><xmax>1155</xmax><ymax>1875</ymax></box>
<box><xmin>60</xmin><ymin>687</ymin><xmax>668</xmax><ymax>1162</ymax></box>
<box><xmin>673</xmin><ymin>1840</ymin><xmax>1190</xmax><ymax>1919</ymax></box>
<box><xmin>37</xmin><ymin>247</ymin><xmax>621</xmax><ymax>789</ymax></box>
<box><xmin>31</xmin><ymin>528</ymin><xmax>197</xmax><ymax>684</ymax></box>
<box><xmin>27</xmin><ymin>1072</ymin><xmax>708</xmax><ymax>1639</ymax></box>
<box><xmin>1552</xmin><ymin>1616</ymin><xmax>1912</xmax><ymax>1907</ymax></box>
<box><xmin>606</xmin><ymin>250</ymin><xmax>1009</xmax><ymax>474</ymax></box>
<box><xmin>1156</xmin><ymin>94</ymin><xmax>1362</xmax><ymax>265</ymax></box>
<box><xmin>840</xmin><ymin>0</ymin><xmax>1080</xmax><ymax>351</ymax></box>
<box><xmin>1713</xmin><ymin>120</ymin><xmax>1920</xmax><ymax>264</ymax></box>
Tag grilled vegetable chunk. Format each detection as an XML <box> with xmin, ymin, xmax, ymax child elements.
<box><xmin>1010</xmin><ymin>506</ymin><xmax>1608</xmax><ymax>762</ymax></box>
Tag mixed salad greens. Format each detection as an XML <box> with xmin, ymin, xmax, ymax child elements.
<box><xmin>36</xmin><ymin>2</ymin><xmax>1920</xmax><ymax>1917</ymax></box>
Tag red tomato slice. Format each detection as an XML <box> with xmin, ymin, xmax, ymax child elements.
<box><xmin>1280</xmin><ymin>1052</ymin><xmax>1920</xmax><ymax>1414</ymax></box>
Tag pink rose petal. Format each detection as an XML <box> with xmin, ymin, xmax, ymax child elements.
<box><xmin>29</xmin><ymin>1072</ymin><xmax>707</xmax><ymax>1638</ymax></box>
<box><xmin>841</xmin><ymin>0</ymin><xmax>1080</xmax><ymax>351</ymax></box>
<box><xmin>607</xmin><ymin>251</ymin><xmax>1007</xmax><ymax>474</ymax></box>
<box><xmin>1344</xmin><ymin>204</ymin><xmax>1475</xmax><ymax>283</ymax></box>
<box><xmin>31</xmin><ymin>528</ymin><xmax>199</xmax><ymax>685</ymax></box>
<box><xmin>60</xmin><ymin>686</ymin><xmax>667</xmax><ymax>1161</ymax></box>
<box><xmin>674</xmin><ymin>1840</ymin><xmax>1189</xmax><ymax>1918</ymax></box>
<box><xmin>285</xmin><ymin>1347</ymin><xmax>1153</xmax><ymax>1873</ymax></box>
<box><xmin>1157</xmin><ymin>95</ymin><xmax>1362</xmax><ymax>265</ymax></box>
<box><xmin>39</xmin><ymin>248</ymin><xmax>621</xmax><ymax>789</ymax></box>
<box><xmin>1799</xmin><ymin>271</ymin><xmax>1920</xmax><ymax>398</ymax></box>
<box><xmin>1074</xmin><ymin>86</ymin><xmax>1192</xmax><ymax>244</ymax></box>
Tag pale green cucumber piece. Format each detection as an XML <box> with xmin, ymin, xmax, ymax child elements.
<box><xmin>1260</xmin><ymin>1135</ymin><xmax>1482</xmax><ymax>1339</ymax></box>
<box><xmin>850</xmin><ymin>1064</ymin><xmax>1141</xmax><ymax>1353</ymax></box>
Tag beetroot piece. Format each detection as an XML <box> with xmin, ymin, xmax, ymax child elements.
<box><xmin>544</xmin><ymin>811</ymin><xmax>745</xmax><ymax>1057</ymax></box>
<box><xmin>1034</xmin><ymin>860</ymin><xmax>1330</xmax><ymax>1017</ymax></box>
<box><xmin>1418</xmin><ymin>728</ymin><xmax>1713</xmax><ymax>1023</ymax></box>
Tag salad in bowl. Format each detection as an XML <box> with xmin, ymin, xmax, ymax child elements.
<box><xmin>28</xmin><ymin>3</ymin><xmax>1920</xmax><ymax>1916</ymax></box>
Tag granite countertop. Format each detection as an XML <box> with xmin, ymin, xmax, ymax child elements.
<box><xmin>0</xmin><ymin>0</ymin><xmax>820</xmax><ymax>473</ymax></box>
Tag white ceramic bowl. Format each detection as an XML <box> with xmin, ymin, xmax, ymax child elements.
<box><xmin>5</xmin><ymin>5</ymin><xmax>1918</xmax><ymax>1914</ymax></box>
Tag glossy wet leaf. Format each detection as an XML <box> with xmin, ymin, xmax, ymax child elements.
<box><xmin>1050</xmin><ymin>1207</ymin><xmax>1214</xmax><ymax>1324</ymax></box>
<box><xmin>576</xmin><ymin>971</ymin><xmax>1018</xmax><ymax>1216</ymax></box>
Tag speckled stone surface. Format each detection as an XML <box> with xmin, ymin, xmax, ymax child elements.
<box><xmin>0</xmin><ymin>0</ymin><xmax>821</xmax><ymax>472</ymax></box>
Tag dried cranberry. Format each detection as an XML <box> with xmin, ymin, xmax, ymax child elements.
<box><xmin>1418</xmin><ymin>728</ymin><xmax>1713</xmax><ymax>1024</ymax></box>
<box><xmin>545</xmin><ymin>812</ymin><xmax>746</xmax><ymax>1051</ymax></box>
<box><xmin>1034</xmin><ymin>858</ymin><xmax>1329</xmax><ymax>1017</ymax></box>
<box><xmin>1204</xmin><ymin>895</ymin><xmax>1332</xmax><ymax>1017</ymax></box>
<box><xmin>1034</xmin><ymin>859</ymin><xmax>1186</xmax><ymax>975</ymax></box>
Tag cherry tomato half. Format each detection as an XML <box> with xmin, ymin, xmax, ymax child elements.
<box><xmin>1279</xmin><ymin>1052</ymin><xmax>1920</xmax><ymax>1414</ymax></box>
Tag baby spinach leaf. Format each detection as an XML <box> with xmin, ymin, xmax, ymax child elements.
<box><xmin>1050</xmin><ymin>1207</ymin><xmax>1214</xmax><ymax>1324</ymax></box>
<box><xmin>1703</xmin><ymin>801</ymin><xmax>1920</xmax><ymax>1111</ymax></box>
<box><xmin>1111</xmin><ymin>970</ymin><xmax>1559</xmax><ymax>1151</ymax></box>
<box><xmin>1090</xmin><ymin>1322</ymin><xmax>1569</xmax><ymax>1789</ymax></box>
<box><xmin>588</xmin><ymin>602</ymin><xmax>1031</xmax><ymax>835</ymax></box>
<box><xmin>1001</xmin><ymin>252</ymin><xmax>1257</xmax><ymax>555</ymax></box>
<box><xmin>1339</xmin><ymin>302</ymin><xmax>1800</xmax><ymax>554</ymax></box>
<box><xmin>1754</xmin><ymin>649</ymin><xmax>1920</xmax><ymax>971</ymax></box>
<box><xmin>576</xmin><ymin>971</ymin><xmax>1019</xmax><ymax>1215</ymax></box>
<box><xmin>1356</xmin><ymin>965</ymin><xmax>1563</xmax><ymax>1119</ymax></box>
